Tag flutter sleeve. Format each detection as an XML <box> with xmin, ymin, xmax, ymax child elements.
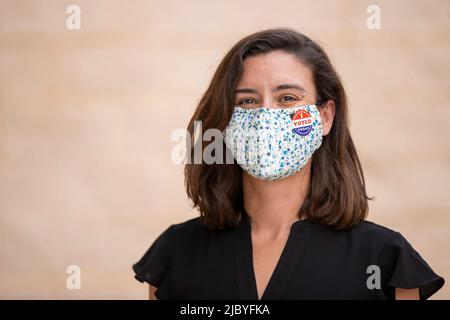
<box><xmin>379</xmin><ymin>232</ymin><xmax>445</xmax><ymax>300</ymax></box>
<box><xmin>132</xmin><ymin>224</ymin><xmax>176</xmax><ymax>297</ymax></box>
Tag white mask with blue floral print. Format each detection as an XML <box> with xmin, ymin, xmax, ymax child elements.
<box><xmin>224</xmin><ymin>104</ymin><xmax>323</xmax><ymax>181</ymax></box>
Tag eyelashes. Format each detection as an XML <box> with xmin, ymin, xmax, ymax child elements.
<box><xmin>237</xmin><ymin>95</ymin><xmax>301</xmax><ymax>106</ymax></box>
<box><xmin>237</xmin><ymin>98</ymin><xmax>257</xmax><ymax>105</ymax></box>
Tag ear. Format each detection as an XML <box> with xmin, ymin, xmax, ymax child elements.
<box><xmin>319</xmin><ymin>100</ymin><xmax>336</xmax><ymax>136</ymax></box>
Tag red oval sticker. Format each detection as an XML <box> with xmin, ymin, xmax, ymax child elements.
<box><xmin>291</xmin><ymin>110</ymin><xmax>313</xmax><ymax>136</ymax></box>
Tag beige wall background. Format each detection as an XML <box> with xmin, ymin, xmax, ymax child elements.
<box><xmin>0</xmin><ymin>0</ymin><xmax>449</xmax><ymax>299</ymax></box>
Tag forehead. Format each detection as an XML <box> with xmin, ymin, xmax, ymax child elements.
<box><xmin>237</xmin><ymin>50</ymin><xmax>314</xmax><ymax>92</ymax></box>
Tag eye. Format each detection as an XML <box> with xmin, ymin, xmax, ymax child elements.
<box><xmin>237</xmin><ymin>98</ymin><xmax>258</xmax><ymax>106</ymax></box>
<box><xmin>280</xmin><ymin>95</ymin><xmax>298</xmax><ymax>103</ymax></box>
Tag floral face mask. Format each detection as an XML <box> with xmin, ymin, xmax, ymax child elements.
<box><xmin>224</xmin><ymin>104</ymin><xmax>323</xmax><ymax>180</ymax></box>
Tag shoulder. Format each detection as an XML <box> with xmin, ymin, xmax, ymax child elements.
<box><xmin>153</xmin><ymin>216</ymin><xmax>230</xmax><ymax>251</ymax></box>
<box><xmin>345</xmin><ymin>220</ymin><xmax>409</xmax><ymax>253</ymax></box>
<box><xmin>162</xmin><ymin>217</ymin><xmax>212</xmax><ymax>243</ymax></box>
<box><xmin>305</xmin><ymin>219</ymin><xmax>413</xmax><ymax>259</ymax></box>
<box><xmin>352</xmin><ymin>220</ymin><xmax>398</xmax><ymax>237</ymax></box>
<box><xmin>170</xmin><ymin>216</ymin><xmax>209</xmax><ymax>234</ymax></box>
<box><xmin>351</xmin><ymin>220</ymin><xmax>401</xmax><ymax>243</ymax></box>
<box><xmin>308</xmin><ymin>219</ymin><xmax>401</xmax><ymax>249</ymax></box>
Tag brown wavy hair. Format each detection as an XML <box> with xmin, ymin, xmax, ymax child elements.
<box><xmin>184</xmin><ymin>28</ymin><xmax>372</xmax><ymax>230</ymax></box>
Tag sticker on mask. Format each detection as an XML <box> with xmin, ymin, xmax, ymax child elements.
<box><xmin>291</xmin><ymin>109</ymin><xmax>313</xmax><ymax>136</ymax></box>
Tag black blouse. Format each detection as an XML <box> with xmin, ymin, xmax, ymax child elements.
<box><xmin>132</xmin><ymin>216</ymin><xmax>444</xmax><ymax>300</ymax></box>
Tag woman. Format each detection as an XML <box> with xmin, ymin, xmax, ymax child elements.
<box><xmin>132</xmin><ymin>28</ymin><xmax>444</xmax><ymax>300</ymax></box>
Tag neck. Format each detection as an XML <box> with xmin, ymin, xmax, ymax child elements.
<box><xmin>243</xmin><ymin>160</ymin><xmax>312</xmax><ymax>238</ymax></box>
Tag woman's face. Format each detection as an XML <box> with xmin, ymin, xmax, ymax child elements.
<box><xmin>234</xmin><ymin>50</ymin><xmax>335</xmax><ymax>136</ymax></box>
<box><xmin>234</xmin><ymin>50</ymin><xmax>318</xmax><ymax>109</ymax></box>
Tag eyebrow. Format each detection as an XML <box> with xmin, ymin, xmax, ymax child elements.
<box><xmin>234</xmin><ymin>83</ymin><xmax>306</xmax><ymax>94</ymax></box>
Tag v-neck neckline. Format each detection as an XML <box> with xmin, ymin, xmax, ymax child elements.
<box><xmin>234</xmin><ymin>216</ymin><xmax>312</xmax><ymax>300</ymax></box>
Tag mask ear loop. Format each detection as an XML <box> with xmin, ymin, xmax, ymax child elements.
<box><xmin>315</xmin><ymin>100</ymin><xmax>326</xmax><ymax>107</ymax></box>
